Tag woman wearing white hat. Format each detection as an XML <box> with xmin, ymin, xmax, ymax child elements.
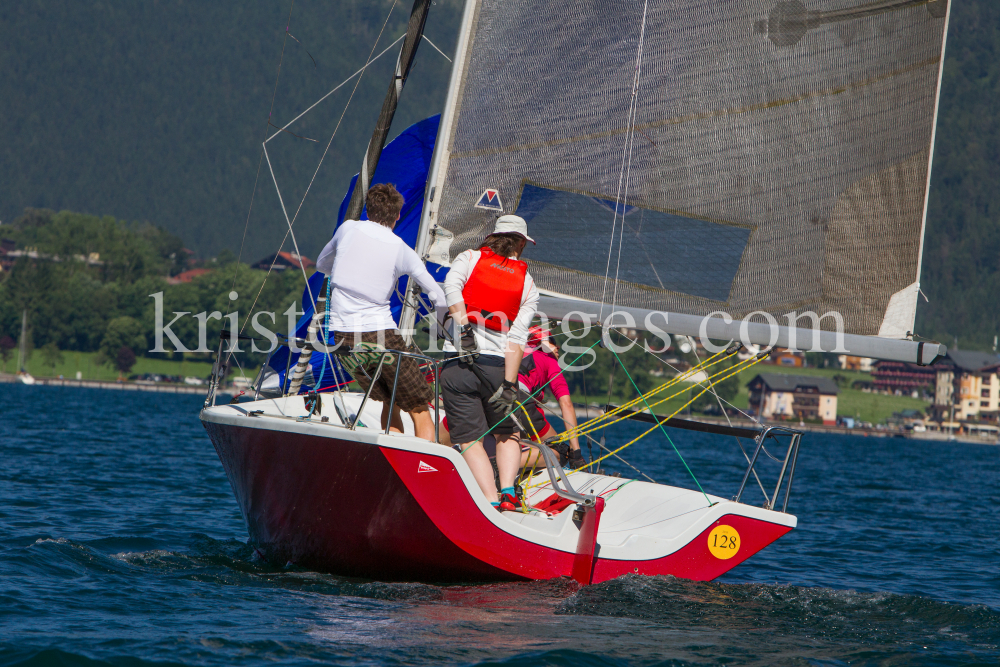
<box><xmin>441</xmin><ymin>214</ymin><xmax>539</xmax><ymax>512</ymax></box>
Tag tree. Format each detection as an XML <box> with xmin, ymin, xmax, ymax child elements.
<box><xmin>115</xmin><ymin>346</ymin><xmax>137</xmax><ymax>376</ymax></box>
<box><xmin>100</xmin><ymin>316</ymin><xmax>146</xmax><ymax>360</ymax></box>
<box><xmin>40</xmin><ymin>341</ymin><xmax>64</xmax><ymax>374</ymax></box>
<box><xmin>0</xmin><ymin>335</ymin><xmax>14</xmax><ymax>372</ymax></box>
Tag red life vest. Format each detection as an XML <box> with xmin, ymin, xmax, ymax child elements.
<box><xmin>462</xmin><ymin>247</ymin><xmax>527</xmax><ymax>332</ymax></box>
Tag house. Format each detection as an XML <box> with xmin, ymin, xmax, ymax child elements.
<box><xmin>747</xmin><ymin>373</ymin><xmax>839</xmax><ymax>425</ymax></box>
<box><xmin>764</xmin><ymin>349</ymin><xmax>805</xmax><ymax>367</ymax></box>
<box><xmin>871</xmin><ymin>359</ymin><xmax>936</xmax><ymax>397</ymax></box>
<box><xmin>165</xmin><ymin>268</ymin><xmax>213</xmax><ymax>285</ymax></box>
<box><xmin>252</xmin><ymin>251</ymin><xmax>315</xmax><ymax>272</ymax></box>
<box><xmin>838</xmin><ymin>355</ymin><xmax>874</xmax><ymax>372</ymax></box>
<box><xmin>930</xmin><ymin>350</ymin><xmax>1000</xmax><ymax>422</ymax></box>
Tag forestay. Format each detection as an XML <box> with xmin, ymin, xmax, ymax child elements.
<box><xmin>417</xmin><ymin>0</ymin><xmax>951</xmax><ymax>359</ymax></box>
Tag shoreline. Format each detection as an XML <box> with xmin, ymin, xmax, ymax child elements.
<box><xmin>0</xmin><ymin>373</ymin><xmax>231</xmax><ymax>396</ymax></box>
<box><xmin>3</xmin><ymin>375</ymin><xmax>994</xmax><ymax>445</ymax></box>
<box><xmin>567</xmin><ymin>404</ymin><xmax>999</xmax><ymax>445</ymax></box>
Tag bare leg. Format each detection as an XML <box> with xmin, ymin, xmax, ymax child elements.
<box><xmin>438</xmin><ymin>426</ymin><xmax>452</xmax><ymax>447</ymax></box>
<box><xmin>381</xmin><ymin>403</ymin><xmax>405</xmax><ymax>433</ymax></box>
<box><xmin>495</xmin><ymin>436</ymin><xmax>522</xmax><ymax>491</ymax></box>
<box><xmin>408</xmin><ymin>407</ymin><xmax>435</xmax><ymax>441</ymax></box>
<box><xmin>459</xmin><ymin>441</ymin><xmax>499</xmax><ymax>502</ymax></box>
<box><xmin>520</xmin><ymin>424</ymin><xmax>557</xmax><ymax>467</ymax></box>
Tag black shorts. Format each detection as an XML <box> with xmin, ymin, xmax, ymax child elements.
<box><xmin>513</xmin><ymin>391</ymin><xmax>551</xmax><ymax>442</ymax></box>
<box><xmin>439</xmin><ymin>356</ymin><xmax>516</xmax><ymax>445</ymax></box>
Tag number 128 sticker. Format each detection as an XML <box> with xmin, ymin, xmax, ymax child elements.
<box><xmin>707</xmin><ymin>524</ymin><xmax>741</xmax><ymax>560</ymax></box>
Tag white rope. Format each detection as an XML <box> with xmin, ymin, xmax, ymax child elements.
<box><xmin>690</xmin><ymin>343</ymin><xmax>769</xmax><ymax>500</ymax></box>
<box><xmin>599</xmin><ymin>1</ymin><xmax>650</xmax><ymax>321</ymax></box>
<box><xmin>241</xmin><ymin>0</ymin><xmax>400</xmax><ymax>338</ymax></box>
<box><xmin>609</xmin><ymin>0</ymin><xmax>649</xmax><ymax>313</ymax></box>
<box><xmin>263</xmin><ymin>144</ymin><xmax>318</xmax><ymax>314</ymax></box>
<box><xmin>231</xmin><ymin>1</ymin><xmax>296</xmax><ymax>294</ymax></box>
<box><xmin>421</xmin><ymin>34</ymin><xmax>452</xmax><ymax>62</ymax></box>
<box><xmin>264</xmin><ymin>33</ymin><xmax>406</xmax><ymax>144</ymax></box>
<box><xmin>284</xmin><ymin>0</ymin><xmax>398</xmax><ymax>238</ymax></box>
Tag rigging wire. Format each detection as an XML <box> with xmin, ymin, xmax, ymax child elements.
<box><xmin>268</xmin><ymin>0</ymin><xmax>400</xmax><ymax>324</ymax></box>
<box><xmin>690</xmin><ymin>343</ymin><xmax>769</xmax><ymax>501</ymax></box>
<box><xmin>227</xmin><ymin>1</ymin><xmax>402</xmax><ymax>395</ymax></box>
<box><xmin>237</xmin><ymin>2</ymin><xmax>401</xmax><ymax>341</ymax></box>
<box><xmin>611</xmin><ymin>343</ymin><xmax>709</xmax><ymax>504</ymax></box>
<box><xmin>598</xmin><ymin>0</ymin><xmax>650</xmax><ymax>321</ymax></box>
<box><xmin>421</xmin><ymin>34</ymin><xmax>452</xmax><ymax>62</ymax></box>
<box><xmin>230</xmin><ymin>1</ymin><xmax>297</xmax><ymax>295</ymax></box>
<box><xmin>609</xmin><ymin>0</ymin><xmax>650</xmax><ymax>314</ymax></box>
<box><xmin>528</xmin><ymin>395</ymin><xmax>655</xmax><ymax>483</ymax></box>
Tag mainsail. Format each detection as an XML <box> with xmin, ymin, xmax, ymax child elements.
<box><xmin>412</xmin><ymin>0</ymin><xmax>951</xmax><ymax>363</ymax></box>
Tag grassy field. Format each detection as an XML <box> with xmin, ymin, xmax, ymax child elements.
<box><xmin>572</xmin><ymin>361</ymin><xmax>931</xmax><ymax>425</ymax></box>
<box><xmin>2</xmin><ymin>350</ymin><xmax>217</xmax><ymax>383</ymax></box>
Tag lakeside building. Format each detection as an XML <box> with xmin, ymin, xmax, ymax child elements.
<box><xmin>838</xmin><ymin>355</ymin><xmax>873</xmax><ymax>372</ymax></box>
<box><xmin>763</xmin><ymin>349</ymin><xmax>805</xmax><ymax>367</ymax></box>
<box><xmin>930</xmin><ymin>350</ymin><xmax>1000</xmax><ymax>422</ymax></box>
<box><xmin>252</xmin><ymin>251</ymin><xmax>314</xmax><ymax>272</ymax></box>
<box><xmin>0</xmin><ymin>241</ymin><xmax>103</xmax><ymax>271</ymax></box>
<box><xmin>165</xmin><ymin>268</ymin><xmax>213</xmax><ymax>285</ymax></box>
<box><xmin>747</xmin><ymin>373</ymin><xmax>839</xmax><ymax>425</ymax></box>
<box><xmin>872</xmin><ymin>360</ymin><xmax>937</xmax><ymax>397</ymax></box>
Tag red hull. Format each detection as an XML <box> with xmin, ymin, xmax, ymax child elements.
<box><xmin>204</xmin><ymin>416</ymin><xmax>793</xmax><ymax>584</ymax></box>
<box><xmin>205</xmin><ymin>421</ymin><xmax>515</xmax><ymax>581</ymax></box>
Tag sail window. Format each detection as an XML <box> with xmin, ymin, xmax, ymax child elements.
<box><xmin>516</xmin><ymin>184</ymin><xmax>751</xmax><ymax>302</ymax></box>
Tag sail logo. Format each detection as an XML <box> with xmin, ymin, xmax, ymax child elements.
<box><xmin>417</xmin><ymin>461</ymin><xmax>438</xmax><ymax>473</ymax></box>
<box><xmin>475</xmin><ymin>189</ymin><xmax>503</xmax><ymax>211</ymax></box>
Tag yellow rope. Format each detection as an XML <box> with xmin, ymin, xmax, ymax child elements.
<box><xmin>577</xmin><ymin>353</ymin><xmax>767</xmax><ymax>472</ymax></box>
<box><xmin>549</xmin><ymin>347</ymin><xmax>730</xmax><ymax>444</ymax></box>
<box><xmin>553</xmin><ymin>347</ymin><xmax>742</xmax><ymax>443</ymax></box>
<box><xmin>525</xmin><ymin>351</ymin><xmax>768</xmax><ymax>491</ymax></box>
<box><xmin>515</xmin><ymin>402</ymin><xmax>542</xmax><ymax>512</ymax></box>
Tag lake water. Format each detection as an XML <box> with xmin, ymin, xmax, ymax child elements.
<box><xmin>1</xmin><ymin>384</ymin><xmax>998</xmax><ymax>666</ymax></box>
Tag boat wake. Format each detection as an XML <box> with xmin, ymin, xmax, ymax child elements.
<box><xmin>7</xmin><ymin>536</ymin><xmax>999</xmax><ymax>666</ymax></box>
<box><xmin>559</xmin><ymin>574</ymin><xmax>1000</xmax><ymax>664</ymax></box>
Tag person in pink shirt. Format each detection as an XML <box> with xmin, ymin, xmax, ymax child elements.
<box><xmin>515</xmin><ymin>326</ymin><xmax>585</xmax><ymax>469</ymax></box>
<box><xmin>437</xmin><ymin>326</ymin><xmax>587</xmax><ymax>470</ymax></box>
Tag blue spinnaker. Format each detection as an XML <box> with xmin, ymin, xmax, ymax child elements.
<box><xmin>267</xmin><ymin>114</ymin><xmax>445</xmax><ymax>393</ymax></box>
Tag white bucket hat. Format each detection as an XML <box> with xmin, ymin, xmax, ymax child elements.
<box><xmin>491</xmin><ymin>214</ymin><xmax>535</xmax><ymax>244</ymax></box>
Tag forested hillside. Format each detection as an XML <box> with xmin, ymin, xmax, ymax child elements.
<box><xmin>916</xmin><ymin>0</ymin><xmax>1000</xmax><ymax>350</ymax></box>
<box><xmin>0</xmin><ymin>0</ymin><xmax>461</xmax><ymax>262</ymax></box>
<box><xmin>1</xmin><ymin>1</ymin><xmax>997</xmax><ymax>348</ymax></box>
<box><xmin>0</xmin><ymin>209</ymin><xmax>305</xmax><ymax>358</ymax></box>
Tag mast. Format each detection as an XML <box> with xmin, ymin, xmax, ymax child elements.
<box><xmin>286</xmin><ymin>0</ymin><xmax>433</xmax><ymax>396</ymax></box>
<box><xmin>18</xmin><ymin>309</ymin><xmax>27</xmax><ymax>373</ymax></box>
<box><xmin>399</xmin><ymin>0</ymin><xmax>478</xmax><ymax>342</ymax></box>
<box><xmin>343</xmin><ymin>0</ymin><xmax>433</xmax><ymax>221</ymax></box>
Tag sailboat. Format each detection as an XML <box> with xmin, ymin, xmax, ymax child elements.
<box><xmin>17</xmin><ymin>309</ymin><xmax>35</xmax><ymax>385</ymax></box>
<box><xmin>201</xmin><ymin>0</ymin><xmax>951</xmax><ymax>584</ymax></box>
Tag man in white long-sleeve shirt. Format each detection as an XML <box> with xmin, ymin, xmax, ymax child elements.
<box><xmin>315</xmin><ymin>183</ymin><xmax>446</xmax><ymax>440</ymax></box>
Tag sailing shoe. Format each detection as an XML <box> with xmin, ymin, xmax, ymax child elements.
<box><xmin>498</xmin><ymin>492</ymin><xmax>518</xmax><ymax>512</ymax></box>
<box><xmin>568</xmin><ymin>448</ymin><xmax>587</xmax><ymax>470</ymax></box>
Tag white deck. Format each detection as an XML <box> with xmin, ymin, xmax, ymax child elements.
<box><xmin>202</xmin><ymin>392</ymin><xmax>796</xmax><ymax>562</ymax></box>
